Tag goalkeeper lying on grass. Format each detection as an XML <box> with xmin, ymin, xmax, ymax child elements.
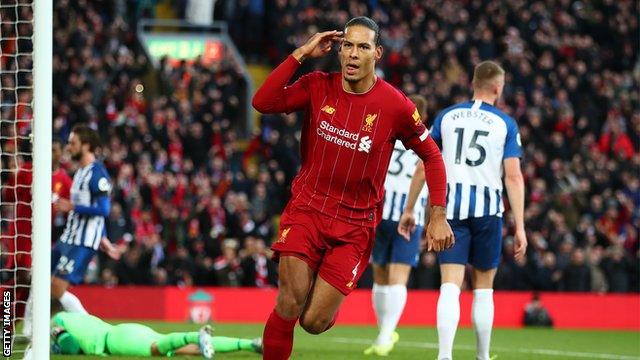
<box><xmin>50</xmin><ymin>312</ymin><xmax>262</xmax><ymax>358</ymax></box>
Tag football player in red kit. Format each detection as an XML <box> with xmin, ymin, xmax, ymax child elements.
<box><xmin>52</xmin><ymin>139</ymin><xmax>72</xmax><ymax>241</ymax></box>
<box><xmin>252</xmin><ymin>17</ymin><xmax>454</xmax><ymax>359</ymax></box>
<box><xmin>1</xmin><ymin>139</ymin><xmax>73</xmax><ymax>337</ymax></box>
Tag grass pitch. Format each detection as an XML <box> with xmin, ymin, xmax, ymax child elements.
<box><xmin>10</xmin><ymin>321</ymin><xmax>640</xmax><ymax>359</ymax></box>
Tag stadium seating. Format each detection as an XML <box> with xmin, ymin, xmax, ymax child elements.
<box><xmin>1</xmin><ymin>0</ymin><xmax>637</xmax><ymax>293</ymax></box>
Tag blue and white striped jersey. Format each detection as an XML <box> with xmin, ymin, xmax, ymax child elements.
<box><xmin>59</xmin><ymin>161</ymin><xmax>111</xmax><ymax>250</ymax></box>
<box><xmin>381</xmin><ymin>140</ymin><xmax>429</xmax><ymax>226</ymax></box>
<box><xmin>431</xmin><ymin>100</ymin><xmax>522</xmax><ymax>220</ymax></box>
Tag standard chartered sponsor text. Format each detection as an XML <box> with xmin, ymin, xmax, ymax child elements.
<box><xmin>317</xmin><ymin>120</ymin><xmax>359</xmax><ymax>150</ymax></box>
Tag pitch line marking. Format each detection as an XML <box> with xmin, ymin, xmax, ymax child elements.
<box><xmin>328</xmin><ymin>337</ymin><xmax>640</xmax><ymax>360</ymax></box>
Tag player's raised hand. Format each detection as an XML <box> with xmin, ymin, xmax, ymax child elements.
<box><xmin>397</xmin><ymin>212</ymin><xmax>417</xmax><ymax>241</ymax></box>
<box><xmin>513</xmin><ymin>228</ymin><xmax>527</xmax><ymax>260</ymax></box>
<box><xmin>426</xmin><ymin>206</ymin><xmax>454</xmax><ymax>252</ymax></box>
<box><xmin>292</xmin><ymin>30</ymin><xmax>343</xmax><ymax>62</ymax></box>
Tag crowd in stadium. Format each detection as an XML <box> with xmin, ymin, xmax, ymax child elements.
<box><xmin>1</xmin><ymin>0</ymin><xmax>638</xmax><ymax>293</ymax></box>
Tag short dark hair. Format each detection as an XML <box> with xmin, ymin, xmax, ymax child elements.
<box><xmin>472</xmin><ymin>61</ymin><xmax>505</xmax><ymax>90</ymax></box>
<box><xmin>345</xmin><ymin>16</ymin><xmax>380</xmax><ymax>45</ymax></box>
<box><xmin>71</xmin><ymin>124</ymin><xmax>101</xmax><ymax>152</ymax></box>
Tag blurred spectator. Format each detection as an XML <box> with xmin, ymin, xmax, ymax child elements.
<box><xmin>587</xmin><ymin>246</ymin><xmax>608</xmax><ymax>293</ymax></box>
<box><xmin>101</xmin><ymin>268</ymin><xmax>119</xmax><ymax>288</ymax></box>
<box><xmin>560</xmin><ymin>248</ymin><xmax>591</xmax><ymax>292</ymax></box>
<box><xmin>523</xmin><ymin>293</ymin><xmax>553</xmax><ymax>327</ymax></box>
<box><xmin>508</xmin><ymin>253</ymin><xmax>537</xmax><ymax>291</ymax></box>
<box><xmin>556</xmin><ymin>239</ymin><xmax>575</xmax><ymax>271</ymax></box>
<box><xmin>535</xmin><ymin>251</ymin><xmax>561</xmax><ymax>291</ymax></box>
<box><xmin>164</xmin><ymin>245</ymin><xmax>195</xmax><ymax>286</ymax></box>
<box><xmin>598</xmin><ymin>115</ymin><xmax>635</xmax><ymax>160</ymax></box>
<box><xmin>107</xmin><ymin>203</ymin><xmax>133</xmax><ymax>245</ymax></box>
<box><xmin>410</xmin><ymin>252</ymin><xmax>441</xmax><ymax>289</ymax></box>
<box><xmin>193</xmin><ymin>256</ymin><xmax>217</xmax><ymax>286</ymax></box>
<box><xmin>116</xmin><ymin>244</ymin><xmax>153</xmax><ymax>285</ymax></box>
<box><xmin>240</xmin><ymin>236</ymin><xmax>277</xmax><ymax>288</ymax></box>
<box><xmin>495</xmin><ymin>238</ymin><xmax>536</xmax><ymax>290</ymax></box>
<box><xmin>602</xmin><ymin>246</ymin><xmax>632</xmax><ymax>292</ymax></box>
<box><xmin>214</xmin><ymin>239</ymin><xmax>243</xmax><ymax>286</ymax></box>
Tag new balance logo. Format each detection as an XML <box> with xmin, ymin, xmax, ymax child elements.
<box><xmin>358</xmin><ymin>136</ymin><xmax>372</xmax><ymax>153</ymax></box>
<box><xmin>321</xmin><ymin>105</ymin><xmax>336</xmax><ymax>115</ymax></box>
<box><xmin>412</xmin><ymin>108</ymin><xmax>421</xmax><ymax>125</ymax></box>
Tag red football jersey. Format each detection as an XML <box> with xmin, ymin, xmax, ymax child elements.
<box><xmin>51</xmin><ymin>168</ymin><xmax>73</xmax><ymax>232</ymax></box>
<box><xmin>52</xmin><ymin>168</ymin><xmax>72</xmax><ymax>224</ymax></box>
<box><xmin>2</xmin><ymin>165</ymin><xmax>73</xmax><ymax>245</ymax></box>
<box><xmin>2</xmin><ymin>162</ymin><xmax>32</xmax><ymax>253</ymax></box>
<box><xmin>254</xmin><ymin>56</ymin><xmax>446</xmax><ymax>227</ymax></box>
<box><xmin>3</xmin><ymin>162</ymin><xmax>32</xmax><ymax>228</ymax></box>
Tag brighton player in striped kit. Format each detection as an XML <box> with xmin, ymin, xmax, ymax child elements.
<box><xmin>53</xmin><ymin>124</ymin><xmax>113</xmax><ymax>312</ymax></box>
<box><xmin>401</xmin><ymin>61</ymin><xmax>527</xmax><ymax>360</ymax></box>
<box><xmin>252</xmin><ymin>17</ymin><xmax>453</xmax><ymax>360</ymax></box>
<box><xmin>364</xmin><ymin>95</ymin><xmax>429</xmax><ymax>356</ymax></box>
<box><xmin>24</xmin><ymin>124</ymin><xmax>115</xmax><ymax>338</ymax></box>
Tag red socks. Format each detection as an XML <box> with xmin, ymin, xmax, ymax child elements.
<box><xmin>263</xmin><ymin>310</ymin><xmax>298</xmax><ymax>360</ymax></box>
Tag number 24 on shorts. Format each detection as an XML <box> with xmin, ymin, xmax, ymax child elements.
<box><xmin>56</xmin><ymin>255</ymin><xmax>76</xmax><ymax>274</ymax></box>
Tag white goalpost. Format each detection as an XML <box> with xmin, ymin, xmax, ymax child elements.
<box><xmin>31</xmin><ymin>0</ymin><xmax>52</xmax><ymax>358</ymax></box>
<box><xmin>0</xmin><ymin>0</ymin><xmax>51</xmax><ymax>358</ymax></box>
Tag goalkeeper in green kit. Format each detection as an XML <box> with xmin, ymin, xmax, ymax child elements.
<box><xmin>49</xmin><ymin>312</ymin><xmax>262</xmax><ymax>358</ymax></box>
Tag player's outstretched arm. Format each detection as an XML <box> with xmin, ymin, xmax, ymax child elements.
<box><xmin>405</xmin><ymin>136</ymin><xmax>453</xmax><ymax>251</ymax></box>
<box><xmin>397</xmin><ymin>97</ymin><xmax>452</xmax><ymax>251</ymax></box>
<box><xmin>504</xmin><ymin>157</ymin><xmax>527</xmax><ymax>259</ymax></box>
<box><xmin>252</xmin><ymin>30</ymin><xmax>343</xmax><ymax>114</ymax></box>
<box><xmin>398</xmin><ymin>163</ymin><xmax>426</xmax><ymax>240</ymax></box>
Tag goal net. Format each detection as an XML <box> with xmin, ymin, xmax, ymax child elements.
<box><xmin>0</xmin><ymin>0</ymin><xmax>51</xmax><ymax>358</ymax></box>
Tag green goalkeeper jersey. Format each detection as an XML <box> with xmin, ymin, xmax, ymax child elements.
<box><xmin>53</xmin><ymin>312</ymin><xmax>113</xmax><ymax>355</ymax></box>
<box><xmin>52</xmin><ymin>312</ymin><xmax>261</xmax><ymax>357</ymax></box>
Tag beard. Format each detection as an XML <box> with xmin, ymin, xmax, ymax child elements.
<box><xmin>344</xmin><ymin>75</ymin><xmax>361</xmax><ymax>83</ymax></box>
<box><xmin>343</xmin><ymin>70</ymin><xmax>363</xmax><ymax>83</ymax></box>
<box><xmin>71</xmin><ymin>151</ymin><xmax>82</xmax><ymax>161</ymax></box>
